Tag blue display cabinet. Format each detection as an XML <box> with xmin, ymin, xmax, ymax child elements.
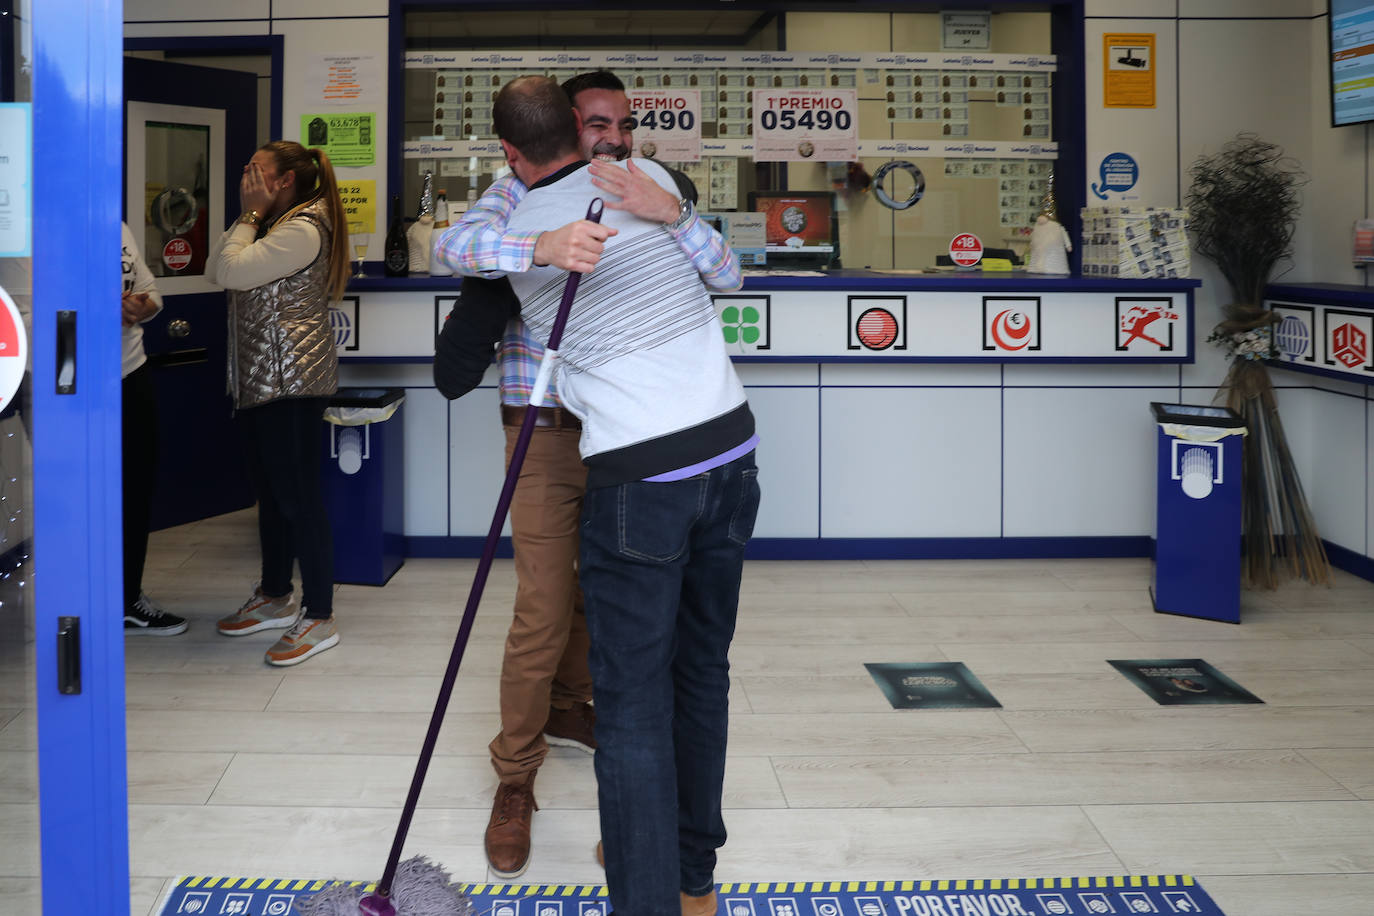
<box><xmin>1150</xmin><ymin>402</ymin><xmax>1248</xmax><ymax>623</ymax></box>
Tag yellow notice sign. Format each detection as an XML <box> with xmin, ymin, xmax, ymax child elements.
<box><xmin>1103</xmin><ymin>33</ymin><xmax>1155</xmax><ymax>108</ymax></box>
<box><xmin>337</xmin><ymin>179</ymin><xmax>376</xmax><ymax>235</ymax></box>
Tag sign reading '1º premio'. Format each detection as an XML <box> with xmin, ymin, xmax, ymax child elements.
<box><xmin>752</xmin><ymin>89</ymin><xmax>857</xmax><ymax>162</ymax></box>
<box><xmin>626</xmin><ymin>90</ymin><xmax>702</xmax><ymax>162</ymax></box>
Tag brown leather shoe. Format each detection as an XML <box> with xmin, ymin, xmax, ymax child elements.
<box><xmin>681</xmin><ymin>889</ymin><xmax>719</xmax><ymax>916</ymax></box>
<box><xmin>485</xmin><ymin>774</ymin><xmax>538</xmax><ymax>878</ymax></box>
<box><xmin>544</xmin><ymin>702</ymin><xmax>596</xmax><ymax>753</ymax></box>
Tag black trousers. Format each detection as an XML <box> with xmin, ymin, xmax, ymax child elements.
<box><xmin>122</xmin><ymin>363</ymin><xmax>158</xmax><ymax>610</ymax></box>
<box><xmin>237</xmin><ymin>395</ymin><xmax>333</xmax><ymax>619</ymax></box>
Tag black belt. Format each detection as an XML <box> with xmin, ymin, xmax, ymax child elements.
<box><xmin>500</xmin><ymin>404</ymin><xmax>581</xmax><ymax>430</ymax></box>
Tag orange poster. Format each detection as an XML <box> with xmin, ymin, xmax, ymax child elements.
<box><xmin>1104</xmin><ymin>33</ymin><xmax>1156</xmax><ymax>108</ymax></box>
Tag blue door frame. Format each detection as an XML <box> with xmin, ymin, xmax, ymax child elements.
<box><xmin>32</xmin><ymin>0</ymin><xmax>131</xmax><ymax>912</ymax></box>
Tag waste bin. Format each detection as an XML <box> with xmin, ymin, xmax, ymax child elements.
<box><xmin>1150</xmin><ymin>402</ymin><xmax>1248</xmax><ymax>623</ymax></box>
<box><xmin>322</xmin><ymin>387</ymin><xmax>405</xmax><ymax>586</ymax></box>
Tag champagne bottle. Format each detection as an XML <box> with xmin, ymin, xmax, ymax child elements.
<box><xmin>383</xmin><ymin>195</ymin><xmax>410</xmax><ymax>277</ymax></box>
<box><xmin>429</xmin><ymin>187</ymin><xmax>453</xmax><ymax>277</ymax></box>
<box><xmin>407</xmin><ymin>170</ymin><xmax>435</xmax><ymax>274</ymax></box>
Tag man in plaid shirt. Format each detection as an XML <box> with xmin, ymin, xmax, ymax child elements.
<box><xmin>431</xmin><ymin>70</ymin><xmax>740</xmax><ymax>882</ymax></box>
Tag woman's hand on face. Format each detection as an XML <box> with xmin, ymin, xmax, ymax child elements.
<box><xmin>239</xmin><ymin>161</ymin><xmax>275</xmax><ymax>217</ymax></box>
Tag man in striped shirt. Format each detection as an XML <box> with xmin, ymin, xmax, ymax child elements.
<box><xmin>431</xmin><ymin>70</ymin><xmax>738</xmax><ymax>883</ymax></box>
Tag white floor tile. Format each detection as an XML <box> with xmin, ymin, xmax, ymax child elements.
<box><xmin>89</xmin><ymin>512</ymin><xmax>1374</xmax><ymax>915</ymax></box>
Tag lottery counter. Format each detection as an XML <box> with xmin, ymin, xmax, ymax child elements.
<box><xmin>335</xmin><ymin>271</ymin><xmax>1200</xmax><ymax>559</ymax></box>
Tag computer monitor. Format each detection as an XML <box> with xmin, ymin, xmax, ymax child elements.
<box><xmin>747</xmin><ymin>190</ymin><xmax>839</xmax><ymax>268</ymax></box>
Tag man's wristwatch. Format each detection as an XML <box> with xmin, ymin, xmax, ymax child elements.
<box><xmin>238</xmin><ymin>209</ymin><xmax>262</xmax><ymax>227</ymax></box>
<box><xmin>665</xmin><ymin>197</ymin><xmax>692</xmax><ymax>231</ymax></box>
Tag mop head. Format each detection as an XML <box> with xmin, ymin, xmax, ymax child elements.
<box><xmin>293</xmin><ymin>856</ymin><xmax>476</xmax><ymax>916</ymax></box>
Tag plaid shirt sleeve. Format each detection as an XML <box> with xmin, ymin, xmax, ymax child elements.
<box><xmin>431</xmin><ymin>174</ymin><xmax>538</xmax><ymax>278</ymax></box>
<box><xmin>667</xmin><ymin>208</ymin><xmax>742</xmax><ymax>292</ymax></box>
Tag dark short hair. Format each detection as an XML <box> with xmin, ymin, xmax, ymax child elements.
<box><xmin>560</xmin><ymin>69</ymin><xmax>625</xmax><ymax>104</ymax></box>
<box><xmin>492</xmin><ymin>75</ymin><xmax>579</xmax><ymax>166</ymax></box>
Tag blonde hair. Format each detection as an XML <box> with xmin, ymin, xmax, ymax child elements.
<box><xmin>259</xmin><ymin>141</ymin><xmax>350</xmax><ymax>300</ymax></box>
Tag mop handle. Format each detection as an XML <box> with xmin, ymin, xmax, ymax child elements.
<box><xmin>371</xmin><ymin>197</ymin><xmax>604</xmax><ymax>903</ymax></box>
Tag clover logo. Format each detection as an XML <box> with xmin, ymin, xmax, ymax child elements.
<box><xmin>721</xmin><ymin>304</ymin><xmax>761</xmax><ymax>345</ymax></box>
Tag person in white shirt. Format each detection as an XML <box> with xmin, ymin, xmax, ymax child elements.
<box><xmin>120</xmin><ymin>222</ymin><xmax>187</xmax><ymax>636</ymax></box>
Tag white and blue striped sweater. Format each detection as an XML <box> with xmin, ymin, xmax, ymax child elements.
<box><xmin>505</xmin><ymin>158</ymin><xmax>755</xmax><ymax>488</ymax></box>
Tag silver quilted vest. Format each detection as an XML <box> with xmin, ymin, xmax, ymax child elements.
<box><xmin>226</xmin><ymin>200</ymin><xmax>340</xmax><ymax>409</ymax></box>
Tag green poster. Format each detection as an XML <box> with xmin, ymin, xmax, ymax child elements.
<box><xmin>300</xmin><ymin>112</ymin><xmax>375</xmax><ymax>167</ymax></box>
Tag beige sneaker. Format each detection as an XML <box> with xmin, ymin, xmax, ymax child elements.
<box><xmin>264</xmin><ymin>616</ymin><xmax>339</xmax><ymax>667</ymax></box>
<box><xmin>217</xmin><ymin>588</ymin><xmax>298</xmax><ymax>636</ymax></box>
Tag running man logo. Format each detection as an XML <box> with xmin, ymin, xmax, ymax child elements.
<box><xmin>1115</xmin><ymin>298</ymin><xmax>1177</xmax><ymax>351</ymax></box>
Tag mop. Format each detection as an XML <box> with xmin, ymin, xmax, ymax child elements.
<box><xmin>299</xmin><ymin>198</ymin><xmax>606</xmax><ymax>916</ymax></box>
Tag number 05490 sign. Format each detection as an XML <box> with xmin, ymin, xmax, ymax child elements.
<box><xmin>753</xmin><ymin>89</ymin><xmax>857</xmax><ymax>162</ymax></box>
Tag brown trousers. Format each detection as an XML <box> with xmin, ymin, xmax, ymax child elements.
<box><xmin>489</xmin><ymin>422</ymin><xmax>594</xmax><ymax>783</ymax></box>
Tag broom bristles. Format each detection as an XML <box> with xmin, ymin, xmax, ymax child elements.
<box><xmin>1216</xmin><ymin>360</ymin><xmax>1330</xmax><ymax>589</ymax></box>
<box><xmin>293</xmin><ymin>856</ymin><xmax>475</xmax><ymax>916</ymax></box>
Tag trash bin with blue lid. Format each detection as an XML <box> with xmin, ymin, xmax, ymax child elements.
<box><xmin>1150</xmin><ymin>402</ymin><xmax>1248</xmax><ymax>623</ymax></box>
<box><xmin>323</xmin><ymin>387</ymin><xmax>405</xmax><ymax>586</ymax></box>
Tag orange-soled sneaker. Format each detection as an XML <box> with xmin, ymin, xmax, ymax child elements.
<box><xmin>264</xmin><ymin>616</ymin><xmax>338</xmax><ymax>666</ymax></box>
<box><xmin>217</xmin><ymin>587</ymin><xmax>298</xmax><ymax>636</ymax></box>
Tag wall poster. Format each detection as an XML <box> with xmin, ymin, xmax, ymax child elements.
<box><xmin>1103</xmin><ymin>32</ymin><xmax>1156</xmax><ymax>108</ymax></box>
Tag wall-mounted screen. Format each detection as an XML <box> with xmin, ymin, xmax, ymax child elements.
<box><xmin>1331</xmin><ymin>0</ymin><xmax>1374</xmax><ymax>126</ymax></box>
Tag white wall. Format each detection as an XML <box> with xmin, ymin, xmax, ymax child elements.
<box><xmin>1088</xmin><ymin>0</ymin><xmax>1374</xmax><ymax>568</ymax></box>
<box><xmin>125</xmin><ymin>2</ymin><xmax>391</xmax><ymax>261</ymax></box>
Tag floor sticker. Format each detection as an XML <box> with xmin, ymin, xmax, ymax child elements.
<box><xmin>1107</xmin><ymin>659</ymin><xmax>1263</xmax><ymax>705</ymax></box>
<box><xmin>864</xmin><ymin>662</ymin><xmax>1001</xmax><ymax>709</ymax></box>
<box><xmin>157</xmin><ymin>875</ymin><xmax>1231</xmax><ymax>916</ymax></box>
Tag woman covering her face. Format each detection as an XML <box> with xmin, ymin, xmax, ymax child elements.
<box><xmin>205</xmin><ymin>141</ymin><xmax>350</xmax><ymax>667</ymax></box>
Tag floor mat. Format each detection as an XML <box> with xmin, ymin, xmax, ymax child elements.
<box><xmin>157</xmin><ymin>874</ymin><xmax>1228</xmax><ymax>916</ymax></box>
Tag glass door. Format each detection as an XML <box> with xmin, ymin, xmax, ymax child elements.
<box><xmin>0</xmin><ymin>0</ymin><xmax>40</xmax><ymax>908</ymax></box>
<box><xmin>13</xmin><ymin>0</ymin><xmax>130</xmax><ymax>913</ymax></box>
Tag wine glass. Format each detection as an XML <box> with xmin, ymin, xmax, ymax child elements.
<box><xmin>351</xmin><ymin>232</ymin><xmax>371</xmax><ymax>278</ymax></box>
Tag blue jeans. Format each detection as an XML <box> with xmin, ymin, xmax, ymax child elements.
<box><xmin>580</xmin><ymin>452</ymin><xmax>760</xmax><ymax>916</ymax></box>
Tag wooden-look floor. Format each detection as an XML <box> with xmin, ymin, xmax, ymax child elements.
<box><xmin>7</xmin><ymin>508</ymin><xmax>1374</xmax><ymax>915</ymax></box>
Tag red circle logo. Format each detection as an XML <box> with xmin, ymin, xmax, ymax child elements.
<box><xmin>949</xmin><ymin>233</ymin><xmax>983</xmax><ymax>267</ymax></box>
<box><xmin>990</xmin><ymin>309</ymin><xmax>1032</xmax><ymax>350</ymax></box>
<box><xmin>855</xmin><ymin>307</ymin><xmax>898</xmax><ymax>350</ymax></box>
<box><xmin>162</xmin><ymin>237</ymin><xmax>193</xmax><ymax>271</ymax></box>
